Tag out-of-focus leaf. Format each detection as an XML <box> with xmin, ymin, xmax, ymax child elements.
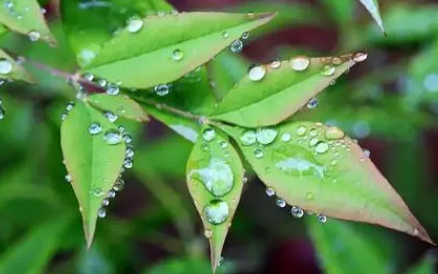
<box><xmin>0</xmin><ymin>48</ymin><xmax>34</xmax><ymax>83</ymax></box>
<box><xmin>221</xmin><ymin>121</ymin><xmax>433</xmax><ymax>245</ymax></box>
<box><xmin>88</xmin><ymin>94</ymin><xmax>149</xmax><ymax>122</ymax></box>
<box><xmin>82</xmin><ymin>12</ymin><xmax>275</xmax><ymax>89</ymax></box>
<box><xmin>359</xmin><ymin>0</ymin><xmax>384</xmax><ymax>33</ymax></box>
<box><xmin>77</xmin><ymin>245</ymin><xmax>115</xmax><ymax>274</ymax></box>
<box><xmin>213</xmin><ymin>54</ymin><xmax>358</xmax><ymax>127</ymax></box>
<box><xmin>0</xmin><ymin>217</ymin><xmax>71</xmax><ymax>273</ymax></box>
<box><xmin>405</xmin><ymin>254</ymin><xmax>436</xmax><ymax>274</ymax></box>
<box><xmin>308</xmin><ymin>219</ymin><xmax>388</xmax><ymax>274</ymax></box>
<box><xmin>61</xmin><ymin>100</ymin><xmax>126</xmax><ymax>247</ymax></box>
<box><xmin>0</xmin><ymin>0</ymin><xmax>55</xmax><ymax>44</ymax></box>
<box><xmin>319</xmin><ymin>0</ymin><xmax>353</xmax><ymax>25</ymax></box>
<box><xmin>186</xmin><ymin>126</ymin><xmax>244</xmax><ymax>271</ymax></box>
<box><xmin>142</xmin><ymin>258</ymin><xmax>212</xmax><ymax>274</ymax></box>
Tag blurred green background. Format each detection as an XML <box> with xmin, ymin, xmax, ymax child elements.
<box><xmin>0</xmin><ymin>0</ymin><xmax>437</xmax><ymax>273</ymax></box>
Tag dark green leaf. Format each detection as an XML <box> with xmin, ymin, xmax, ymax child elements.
<box><xmin>187</xmin><ymin>126</ymin><xmax>244</xmax><ymax>271</ymax></box>
<box><xmin>221</xmin><ymin>121</ymin><xmax>433</xmax><ymax>244</ymax></box>
<box><xmin>142</xmin><ymin>258</ymin><xmax>211</xmax><ymax>274</ymax></box>
<box><xmin>88</xmin><ymin>94</ymin><xmax>149</xmax><ymax>122</ymax></box>
<box><xmin>61</xmin><ymin>100</ymin><xmax>126</xmax><ymax>247</ymax></box>
<box><xmin>82</xmin><ymin>12</ymin><xmax>275</xmax><ymax>89</ymax></box>
<box><xmin>213</xmin><ymin>54</ymin><xmax>358</xmax><ymax>127</ymax></box>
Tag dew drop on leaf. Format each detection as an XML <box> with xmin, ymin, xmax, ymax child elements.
<box><xmin>202</xmin><ymin>128</ymin><xmax>216</xmax><ymax>142</ymax></box>
<box><xmin>315</xmin><ymin>141</ymin><xmax>329</xmax><ymax>154</ymax></box>
<box><xmin>204</xmin><ymin>229</ymin><xmax>213</xmax><ymax>238</ymax></box>
<box><xmin>113</xmin><ymin>179</ymin><xmax>125</xmax><ymax>191</ymax></box>
<box><xmin>124</xmin><ymin>157</ymin><xmax>133</xmax><ymax>169</ymax></box>
<box><xmin>271</xmin><ymin>60</ymin><xmax>281</xmax><ymax>69</ymax></box>
<box><xmin>221</xmin><ymin>31</ymin><xmax>229</xmax><ymax>39</ymax></box>
<box><xmin>92</xmin><ymin>187</ymin><xmax>104</xmax><ymax>197</ymax></box>
<box><xmin>306</xmin><ymin>192</ymin><xmax>314</xmax><ymax>200</ymax></box>
<box><xmin>240</xmin><ymin>130</ymin><xmax>256</xmax><ymax>146</ymax></box>
<box><xmin>248</xmin><ymin>65</ymin><xmax>266</xmax><ymax>82</ymax></box>
<box><xmin>172</xmin><ymin>49</ymin><xmax>184</xmax><ymax>61</ymax></box>
<box><xmin>103</xmin><ymin>129</ymin><xmax>123</xmax><ymax>145</ymax></box>
<box><xmin>353</xmin><ymin>52</ymin><xmax>368</xmax><ymax>63</ymax></box>
<box><xmin>66</xmin><ymin>101</ymin><xmax>74</xmax><ymax>112</ymax></box>
<box><xmin>106</xmin><ymin>83</ymin><xmax>120</xmax><ymax>95</ymax></box>
<box><xmin>317</xmin><ymin>213</ymin><xmax>327</xmax><ymax>224</ymax></box>
<box><xmin>273</xmin><ymin>145</ymin><xmax>325</xmax><ymax>179</ymax></box>
<box><xmin>256</xmin><ymin>127</ymin><xmax>278</xmax><ymax>145</ymax></box>
<box><xmin>28</xmin><ymin>30</ymin><xmax>40</xmax><ymax>42</ymax></box>
<box><xmin>321</xmin><ymin>65</ymin><xmax>336</xmax><ymax>76</ymax></box>
<box><xmin>265</xmin><ymin>187</ymin><xmax>275</xmax><ymax>197</ymax></box>
<box><xmin>88</xmin><ymin>122</ymin><xmax>102</xmax><ymax>135</ymax></box>
<box><xmin>0</xmin><ymin>59</ymin><xmax>13</xmax><ymax>75</ymax></box>
<box><xmin>296</xmin><ymin>126</ymin><xmax>307</xmax><ymax>136</ymax></box>
<box><xmin>230</xmin><ymin>40</ymin><xmax>243</xmax><ymax>53</ymax></box>
<box><xmin>101</xmin><ymin>198</ymin><xmax>110</xmax><ymax>206</ymax></box>
<box><xmin>204</xmin><ymin>200</ymin><xmax>229</xmax><ymax>225</ymax></box>
<box><xmin>190</xmin><ymin>159</ymin><xmax>234</xmax><ymax>197</ymax></box>
<box><xmin>331</xmin><ymin>57</ymin><xmax>342</xmax><ymax>65</ymax></box>
<box><xmin>307</xmin><ymin>98</ymin><xmax>318</xmax><ymax>109</ymax></box>
<box><xmin>291</xmin><ymin>206</ymin><xmax>304</xmax><ymax>218</ymax></box>
<box><xmin>290</xmin><ymin>56</ymin><xmax>310</xmax><ymax>71</ymax></box>
<box><xmin>98</xmin><ymin>79</ymin><xmax>107</xmax><ymax>87</ymax></box>
<box><xmin>97</xmin><ymin>208</ymin><xmax>106</xmax><ymax>218</ymax></box>
<box><xmin>104</xmin><ymin>111</ymin><xmax>118</xmax><ymax>123</ymax></box>
<box><xmin>276</xmin><ymin>198</ymin><xmax>286</xmax><ymax>208</ymax></box>
<box><xmin>324</xmin><ymin>126</ymin><xmax>345</xmax><ymax>140</ymax></box>
<box><xmin>123</xmin><ymin>133</ymin><xmax>132</xmax><ymax>144</ymax></box>
<box><xmin>281</xmin><ymin>133</ymin><xmax>291</xmax><ymax>142</ymax></box>
<box><xmin>154</xmin><ymin>84</ymin><xmax>170</xmax><ymax>96</ymax></box>
<box><xmin>254</xmin><ymin>148</ymin><xmax>264</xmax><ymax>158</ymax></box>
<box><xmin>65</xmin><ymin>174</ymin><xmax>72</xmax><ymax>183</ymax></box>
<box><xmin>127</xmin><ymin>17</ymin><xmax>144</xmax><ymax>33</ymax></box>
<box><xmin>107</xmin><ymin>189</ymin><xmax>116</xmax><ymax>198</ymax></box>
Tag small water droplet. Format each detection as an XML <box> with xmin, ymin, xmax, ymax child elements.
<box><xmin>220</xmin><ymin>141</ymin><xmax>229</xmax><ymax>148</ymax></box>
<box><xmin>290</xmin><ymin>56</ymin><xmax>310</xmax><ymax>71</ymax></box>
<box><xmin>82</xmin><ymin>73</ymin><xmax>94</xmax><ymax>81</ymax></box>
<box><xmin>309</xmin><ymin>138</ymin><xmax>319</xmax><ymax>147</ymax></box>
<box><xmin>103</xmin><ymin>129</ymin><xmax>123</xmax><ymax>145</ymax></box>
<box><xmin>241</xmin><ymin>32</ymin><xmax>250</xmax><ymax>40</ymax></box>
<box><xmin>204</xmin><ymin>229</ymin><xmax>213</xmax><ymax>238</ymax></box>
<box><xmin>317</xmin><ymin>213</ymin><xmax>327</xmax><ymax>224</ymax></box>
<box><xmin>123</xmin><ymin>133</ymin><xmax>132</xmax><ymax>144</ymax></box>
<box><xmin>104</xmin><ymin>111</ymin><xmax>118</xmax><ymax>123</ymax></box>
<box><xmin>254</xmin><ymin>148</ymin><xmax>264</xmax><ymax>158</ymax></box>
<box><xmin>28</xmin><ymin>30</ymin><xmax>40</xmax><ymax>42</ymax></box>
<box><xmin>221</xmin><ymin>31</ymin><xmax>229</xmax><ymax>39</ymax></box>
<box><xmin>204</xmin><ymin>200</ymin><xmax>229</xmax><ymax>225</ymax></box>
<box><xmin>113</xmin><ymin>179</ymin><xmax>125</xmax><ymax>191</ymax></box>
<box><xmin>353</xmin><ymin>52</ymin><xmax>368</xmax><ymax>63</ymax></box>
<box><xmin>98</xmin><ymin>79</ymin><xmax>107</xmax><ymax>87</ymax></box>
<box><xmin>98</xmin><ymin>208</ymin><xmax>106</xmax><ymax>218</ymax></box>
<box><xmin>125</xmin><ymin>146</ymin><xmax>134</xmax><ymax>158</ymax></box>
<box><xmin>0</xmin><ymin>59</ymin><xmax>13</xmax><ymax>74</ymax></box>
<box><xmin>127</xmin><ymin>17</ymin><xmax>143</xmax><ymax>33</ymax></box>
<box><xmin>88</xmin><ymin>122</ymin><xmax>102</xmax><ymax>135</ymax></box>
<box><xmin>276</xmin><ymin>198</ymin><xmax>286</xmax><ymax>208</ymax></box>
<box><xmin>315</xmin><ymin>141</ymin><xmax>329</xmax><ymax>154</ymax></box>
<box><xmin>325</xmin><ymin>127</ymin><xmax>345</xmax><ymax>140</ymax></box>
<box><xmin>242</xmin><ymin>177</ymin><xmax>248</xmax><ymax>184</ymax></box>
<box><xmin>362</xmin><ymin>149</ymin><xmax>371</xmax><ymax>160</ymax></box>
<box><xmin>106</xmin><ymin>83</ymin><xmax>120</xmax><ymax>95</ymax></box>
<box><xmin>107</xmin><ymin>189</ymin><xmax>116</xmax><ymax>198</ymax></box>
<box><xmin>101</xmin><ymin>198</ymin><xmax>110</xmax><ymax>206</ymax></box>
<box><xmin>240</xmin><ymin>130</ymin><xmax>256</xmax><ymax>146</ymax></box>
<box><xmin>306</xmin><ymin>192</ymin><xmax>314</xmax><ymax>200</ymax></box>
<box><xmin>172</xmin><ymin>49</ymin><xmax>184</xmax><ymax>61</ymax></box>
<box><xmin>296</xmin><ymin>126</ymin><xmax>307</xmax><ymax>136</ymax></box>
<box><xmin>61</xmin><ymin>113</ymin><xmax>68</xmax><ymax>121</ymax></box>
<box><xmin>307</xmin><ymin>98</ymin><xmax>318</xmax><ymax>109</ymax></box>
<box><xmin>321</xmin><ymin>65</ymin><xmax>335</xmax><ymax>76</ymax></box>
<box><xmin>124</xmin><ymin>157</ymin><xmax>133</xmax><ymax>169</ymax></box>
<box><xmin>92</xmin><ymin>187</ymin><xmax>104</xmax><ymax>197</ymax></box>
<box><xmin>271</xmin><ymin>60</ymin><xmax>281</xmax><ymax>69</ymax></box>
<box><xmin>248</xmin><ymin>65</ymin><xmax>266</xmax><ymax>81</ymax></box>
<box><xmin>65</xmin><ymin>174</ymin><xmax>72</xmax><ymax>182</ymax></box>
<box><xmin>256</xmin><ymin>127</ymin><xmax>278</xmax><ymax>145</ymax></box>
<box><xmin>281</xmin><ymin>133</ymin><xmax>291</xmax><ymax>142</ymax></box>
<box><xmin>154</xmin><ymin>84</ymin><xmax>170</xmax><ymax>96</ymax></box>
<box><xmin>66</xmin><ymin>101</ymin><xmax>74</xmax><ymax>112</ymax></box>
<box><xmin>309</xmin><ymin>128</ymin><xmax>319</xmax><ymax>137</ymax></box>
<box><xmin>291</xmin><ymin>206</ymin><xmax>304</xmax><ymax>218</ymax></box>
<box><xmin>230</xmin><ymin>40</ymin><xmax>243</xmax><ymax>53</ymax></box>
<box><xmin>331</xmin><ymin>57</ymin><xmax>342</xmax><ymax>65</ymax></box>
<box><xmin>202</xmin><ymin>128</ymin><xmax>216</xmax><ymax>142</ymax></box>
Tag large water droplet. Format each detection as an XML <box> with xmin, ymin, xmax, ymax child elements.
<box><xmin>248</xmin><ymin>65</ymin><xmax>266</xmax><ymax>81</ymax></box>
<box><xmin>28</xmin><ymin>30</ymin><xmax>40</xmax><ymax>42</ymax></box>
<box><xmin>353</xmin><ymin>52</ymin><xmax>368</xmax><ymax>63</ymax></box>
<box><xmin>88</xmin><ymin>122</ymin><xmax>102</xmax><ymax>135</ymax></box>
<box><xmin>202</xmin><ymin>128</ymin><xmax>216</xmax><ymax>142</ymax></box>
<box><xmin>154</xmin><ymin>84</ymin><xmax>170</xmax><ymax>96</ymax></box>
<box><xmin>315</xmin><ymin>141</ymin><xmax>329</xmax><ymax>154</ymax></box>
<box><xmin>324</xmin><ymin>126</ymin><xmax>345</xmax><ymax>140</ymax></box>
<box><xmin>172</xmin><ymin>49</ymin><xmax>184</xmax><ymax>61</ymax></box>
<box><xmin>273</xmin><ymin>145</ymin><xmax>325</xmax><ymax>179</ymax></box>
<box><xmin>240</xmin><ymin>130</ymin><xmax>256</xmax><ymax>146</ymax></box>
<box><xmin>190</xmin><ymin>159</ymin><xmax>234</xmax><ymax>197</ymax></box>
<box><xmin>204</xmin><ymin>200</ymin><xmax>229</xmax><ymax>225</ymax></box>
<box><xmin>230</xmin><ymin>40</ymin><xmax>243</xmax><ymax>53</ymax></box>
<box><xmin>98</xmin><ymin>208</ymin><xmax>106</xmax><ymax>218</ymax></box>
<box><xmin>103</xmin><ymin>129</ymin><xmax>123</xmax><ymax>145</ymax></box>
<box><xmin>0</xmin><ymin>59</ymin><xmax>13</xmax><ymax>74</ymax></box>
<box><xmin>291</xmin><ymin>206</ymin><xmax>304</xmax><ymax>218</ymax></box>
<box><xmin>290</xmin><ymin>56</ymin><xmax>310</xmax><ymax>71</ymax></box>
<box><xmin>127</xmin><ymin>17</ymin><xmax>143</xmax><ymax>33</ymax></box>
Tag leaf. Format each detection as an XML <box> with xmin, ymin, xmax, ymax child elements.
<box><xmin>319</xmin><ymin>0</ymin><xmax>354</xmax><ymax>25</ymax></box>
<box><xmin>142</xmin><ymin>258</ymin><xmax>212</xmax><ymax>274</ymax></box>
<box><xmin>88</xmin><ymin>94</ymin><xmax>149</xmax><ymax>122</ymax></box>
<box><xmin>308</xmin><ymin>219</ymin><xmax>388</xmax><ymax>274</ymax></box>
<box><xmin>0</xmin><ymin>0</ymin><xmax>55</xmax><ymax>44</ymax></box>
<box><xmin>359</xmin><ymin>0</ymin><xmax>385</xmax><ymax>33</ymax></box>
<box><xmin>61</xmin><ymin>100</ymin><xmax>126</xmax><ymax>247</ymax></box>
<box><xmin>0</xmin><ymin>217</ymin><xmax>71</xmax><ymax>273</ymax></box>
<box><xmin>186</xmin><ymin>126</ymin><xmax>244</xmax><ymax>272</ymax></box>
<box><xmin>405</xmin><ymin>253</ymin><xmax>436</xmax><ymax>274</ymax></box>
<box><xmin>61</xmin><ymin>0</ymin><xmax>174</xmax><ymax>67</ymax></box>
<box><xmin>221</xmin><ymin>121</ymin><xmax>434</xmax><ymax>245</ymax></box>
<box><xmin>213</xmin><ymin>54</ymin><xmax>358</xmax><ymax>127</ymax></box>
<box><xmin>0</xmin><ymin>48</ymin><xmax>34</xmax><ymax>83</ymax></box>
<box><xmin>82</xmin><ymin>12</ymin><xmax>275</xmax><ymax>89</ymax></box>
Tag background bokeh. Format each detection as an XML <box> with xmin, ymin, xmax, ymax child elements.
<box><xmin>0</xmin><ymin>0</ymin><xmax>437</xmax><ymax>273</ymax></box>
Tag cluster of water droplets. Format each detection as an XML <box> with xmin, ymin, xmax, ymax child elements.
<box><xmin>228</xmin><ymin>31</ymin><xmax>250</xmax><ymax>53</ymax></box>
<box><xmin>2</xmin><ymin>1</ymin><xmax>45</xmax><ymax>42</ymax></box>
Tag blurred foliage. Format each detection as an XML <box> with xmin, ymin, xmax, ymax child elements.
<box><xmin>0</xmin><ymin>0</ymin><xmax>437</xmax><ymax>273</ymax></box>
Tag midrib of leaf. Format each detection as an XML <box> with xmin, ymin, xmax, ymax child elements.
<box><xmin>214</xmin><ymin>59</ymin><xmax>354</xmax><ymax>115</ymax></box>
<box><xmin>87</xmin><ymin>13</ymin><xmax>273</xmax><ymax>68</ymax></box>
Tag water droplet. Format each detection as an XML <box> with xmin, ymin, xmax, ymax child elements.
<box><xmin>92</xmin><ymin>187</ymin><xmax>104</xmax><ymax>197</ymax></box>
<box><xmin>220</xmin><ymin>141</ymin><xmax>229</xmax><ymax>148</ymax></box>
<box><xmin>127</xmin><ymin>17</ymin><xmax>143</xmax><ymax>33</ymax></box>
<box><xmin>123</xmin><ymin>133</ymin><xmax>132</xmax><ymax>144</ymax></box>
<box><xmin>98</xmin><ymin>79</ymin><xmax>107</xmax><ymax>87</ymax></box>
<box><xmin>40</xmin><ymin>7</ymin><xmax>46</xmax><ymax>14</ymax></box>
<box><xmin>221</xmin><ymin>31</ymin><xmax>229</xmax><ymax>39</ymax></box>
<box><xmin>281</xmin><ymin>133</ymin><xmax>291</xmax><ymax>142</ymax></box>
<box><xmin>309</xmin><ymin>138</ymin><xmax>319</xmax><ymax>147</ymax></box>
<box><xmin>248</xmin><ymin>65</ymin><xmax>266</xmax><ymax>81</ymax></box>
<box><xmin>331</xmin><ymin>57</ymin><xmax>342</xmax><ymax>65</ymax></box>
<box><xmin>98</xmin><ymin>208</ymin><xmax>106</xmax><ymax>218</ymax></box>
<box><xmin>291</xmin><ymin>206</ymin><xmax>304</xmax><ymax>218</ymax></box>
<box><xmin>362</xmin><ymin>149</ymin><xmax>371</xmax><ymax>160</ymax></box>
<box><xmin>254</xmin><ymin>148</ymin><xmax>264</xmax><ymax>158</ymax></box>
<box><xmin>276</xmin><ymin>198</ymin><xmax>286</xmax><ymax>208</ymax></box>
<box><xmin>271</xmin><ymin>60</ymin><xmax>281</xmax><ymax>69</ymax></box>
<box><xmin>65</xmin><ymin>174</ymin><xmax>72</xmax><ymax>182</ymax></box>
<box><xmin>315</xmin><ymin>141</ymin><xmax>329</xmax><ymax>154</ymax></box>
<box><xmin>353</xmin><ymin>52</ymin><xmax>368</xmax><ymax>63</ymax></box>
<box><xmin>104</xmin><ymin>111</ymin><xmax>118</xmax><ymax>123</ymax></box>
<box><xmin>101</xmin><ymin>198</ymin><xmax>110</xmax><ymax>206</ymax></box>
<box><xmin>321</xmin><ymin>65</ymin><xmax>335</xmax><ymax>76</ymax></box>
<box><xmin>66</xmin><ymin>101</ymin><xmax>74</xmax><ymax>112</ymax></box>
<box><xmin>113</xmin><ymin>179</ymin><xmax>125</xmax><ymax>191</ymax></box>
<box><xmin>106</xmin><ymin>83</ymin><xmax>120</xmax><ymax>95</ymax></box>
<box><xmin>306</xmin><ymin>192</ymin><xmax>314</xmax><ymax>200</ymax></box>
<box><xmin>240</xmin><ymin>130</ymin><xmax>256</xmax><ymax>146</ymax></box>
<box><xmin>307</xmin><ymin>98</ymin><xmax>318</xmax><ymax>109</ymax></box>
<box><xmin>103</xmin><ymin>129</ymin><xmax>123</xmax><ymax>145</ymax></box>
<box><xmin>256</xmin><ymin>127</ymin><xmax>278</xmax><ymax>145</ymax></box>
<box><xmin>309</xmin><ymin>128</ymin><xmax>319</xmax><ymax>137</ymax></box>
<box><xmin>204</xmin><ymin>200</ymin><xmax>229</xmax><ymax>225</ymax></box>
<box><xmin>290</xmin><ymin>56</ymin><xmax>310</xmax><ymax>71</ymax></box>
<box><xmin>82</xmin><ymin>73</ymin><xmax>94</xmax><ymax>81</ymax></box>
<box><xmin>242</xmin><ymin>177</ymin><xmax>248</xmax><ymax>184</ymax></box>
<box><xmin>190</xmin><ymin>159</ymin><xmax>234</xmax><ymax>197</ymax></box>
<box><xmin>107</xmin><ymin>190</ymin><xmax>116</xmax><ymax>198</ymax></box>
<box><xmin>325</xmin><ymin>127</ymin><xmax>345</xmax><ymax>140</ymax></box>
<box><xmin>260</xmin><ymin>188</ymin><xmax>273</xmax><ymax>199</ymax></box>
<box><xmin>317</xmin><ymin>213</ymin><xmax>327</xmax><ymax>223</ymax></box>
<box><xmin>88</xmin><ymin>122</ymin><xmax>102</xmax><ymax>135</ymax></box>
<box><xmin>28</xmin><ymin>30</ymin><xmax>40</xmax><ymax>42</ymax></box>
<box><xmin>202</xmin><ymin>128</ymin><xmax>216</xmax><ymax>142</ymax></box>
<box><xmin>274</xmin><ymin>145</ymin><xmax>325</xmax><ymax>179</ymax></box>
<box><xmin>330</xmin><ymin>159</ymin><xmax>338</xmax><ymax>166</ymax></box>
<box><xmin>296</xmin><ymin>126</ymin><xmax>307</xmax><ymax>136</ymax></box>
<box><xmin>241</xmin><ymin>32</ymin><xmax>250</xmax><ymax>40</ymax></box>
<box><xmin>172</xmin><ymin>49</ymin><xmax>184</xmax><ymax>61</ymax></box>
<box><xmin>230</xmin><ymin>40</ymin><xmax>243</xmax><ymax>53</ymax></box>
<box><xmin>154</xmin><ymin>84</ymin><xmax>170</xmax><ymax>96</ymax></box>
<box><xmin>0</xmin><ymin>59</ymin><xmax>12</xmax><ymax>74</ymax></box>
<box><xmin>204</xmin><ymin>229</ymin><xmax>213</xmax><ymax>238</ymax></box>
<box><xmin>218</xmin><ymin>256</ymin><xmax>225</xmax><ymax>267</ymax></box>
<box><xmin>124</xmin><ymin>157</ymin><xmax>133</xmax><ymax>169</ymax></box>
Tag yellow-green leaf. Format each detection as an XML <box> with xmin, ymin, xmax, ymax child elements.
<box><xmin>186</xmin><ymin>126</ymin><xmax>244</xmax><ymax>272</ymax></box>
<box><xmin>88</xmin><ymin>94</ymin><xmax>149</xmax><ymax>122</ymax></box>
<box><xmin>82</xmin><ymin>12</ymin><xmax>275</xmax><ymax>89</ymax></box>
<box><xmin>61</xmin><ymin>100</ymin><xmax>126</xmax><ymax>247</ymax></box>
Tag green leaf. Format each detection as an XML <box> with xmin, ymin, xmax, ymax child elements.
<box><xmin>88</xmin><ymin>94</ymin><xmax>149</xmax><ymax>122</ymax></box>
<box><xmin>61</xmin><ymin>0</ymin><xmax>174</xmax><ymax>67</ymax></box>
<box><xmin>405</xmin><ymin>254</ymin><xmax>436</xmax><ymax>274</ymax></box>
<box><xmin>82</xmin><ymin>12</ymin><xmax>275</xmax><ymax>89</ymax></box>
<box><xmin>221</xmin><ymin>121</ymin><xmax>434</xmax><ymax>245</ymax></box>
<box><xmin>0</xmin><ymin>217</ymin><xmax>71</xmax><ymax>273</ymax></box>
<box><xmin>0</xmin><ymin>0</ymin><xmax>55</xmax><ymax>44</ymax></box>
<box><xmin>359</xmin><ymin>0</ymin><xmax>385</xmax><ymax>33</ymax></box>
<box><xmin>308</xmin><ymin>219</ymin><xmax>388</xmax><ymax>274</ymax></box>
<box><xmin>319</xmin><ymin>0</ymin><xmax>354</xmax><ymax>25</ymax></box>
<box><xmin>213</xmin><ymin>54</ymin><xmax>358</xmax><ymax>127</ymax></box>
<box><xmin>186</xmin><ymin>126</ymin><xmax>244</xmax><ymax>272</ymax></box>
<box><xmin>0</xmin><ymin>48</ymin><xmax>34</xmax><ymax>83</ymax></box>
<box><xmin>61</xmin><ymin>100</ymin><xmax>126</xmax><ymax>247</ymax></box>
<box><xmin>142</xmin><ymin>258</ymin><xmax>212</xmax><ymax>274</ymax></box>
